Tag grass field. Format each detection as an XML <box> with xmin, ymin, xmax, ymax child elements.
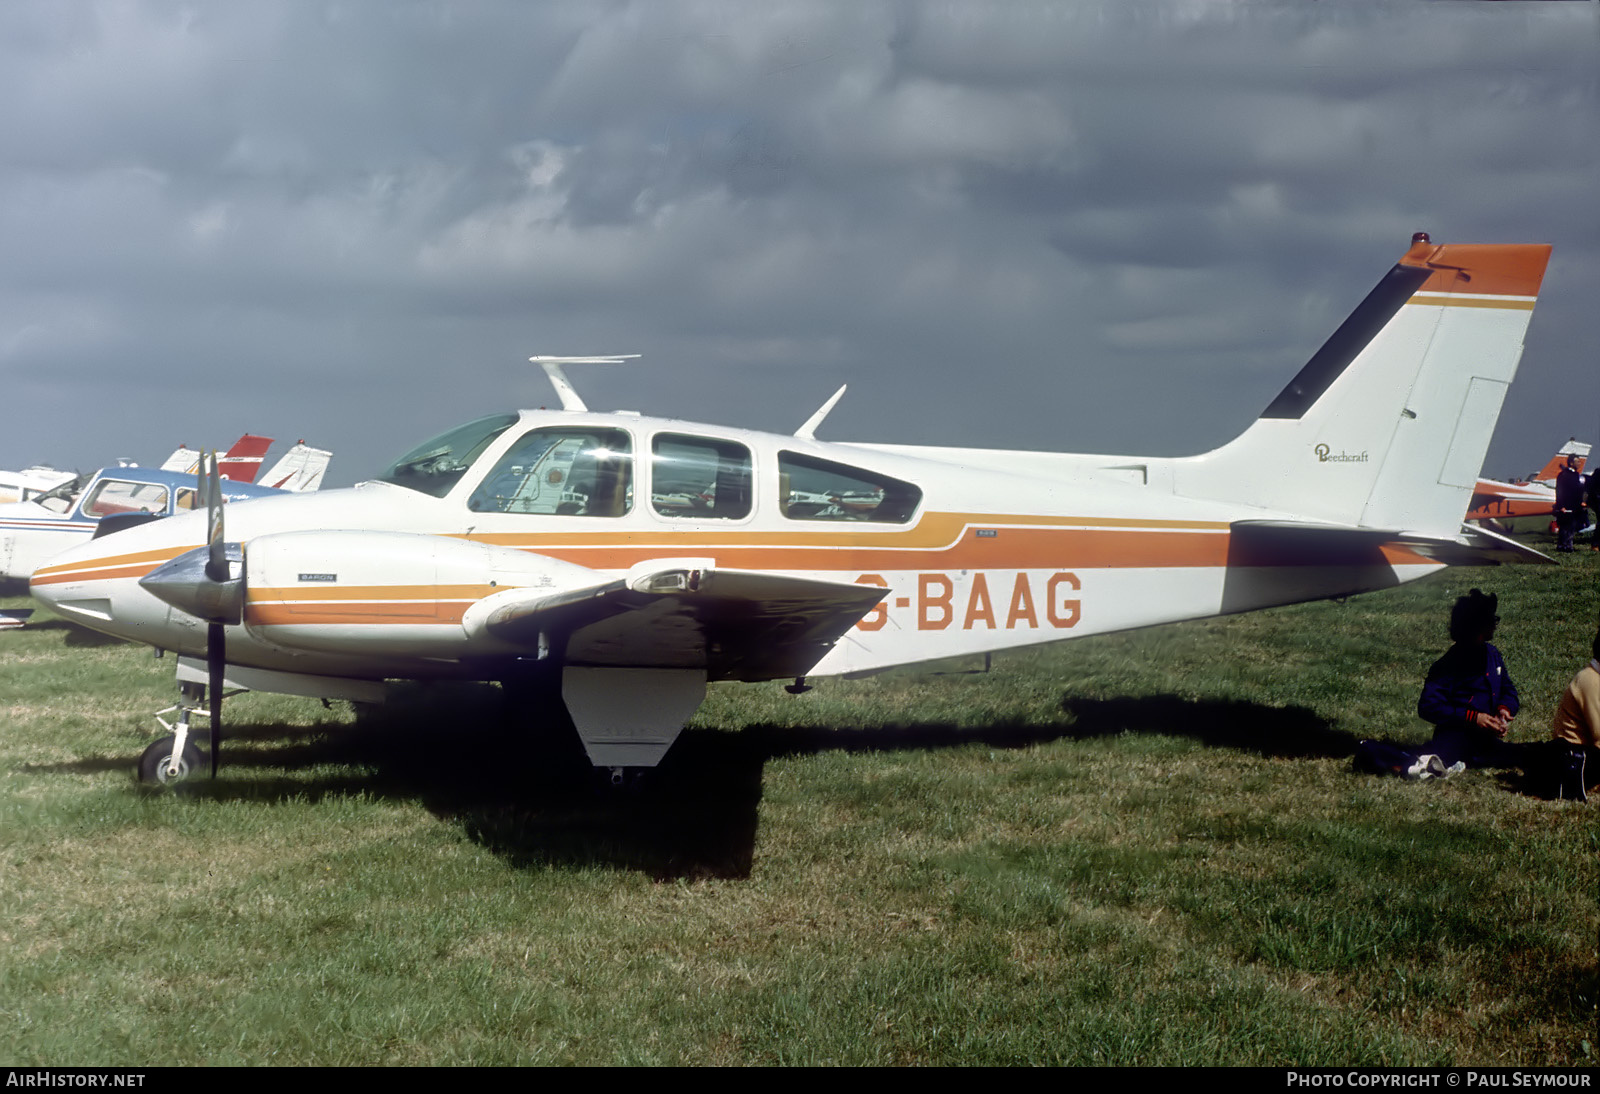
<box><xmin>1</xmin><ymin>543</ymin><xmax>1595</xmax><ymax>1066</ymax></box>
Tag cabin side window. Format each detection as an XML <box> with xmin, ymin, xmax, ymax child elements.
<box><xmin>777</xmin><ymin>452</ymin><xmax>921</xmax><ymax>523</ymax></box>
<box><xmin>80</xmin><ymin>480</ymin><xmax>170</xmax><ymax>519</ymax></box>
<box><xmin>467</xmin><ymin>428</ymin><xmax>634</xmax><ymax>516</ymax></box>
<box><xmin>650</xmin><ymin>434</ymin><xmax>752</xmax><ymax>520</ymax></box>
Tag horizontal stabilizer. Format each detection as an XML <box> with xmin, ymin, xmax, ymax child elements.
<box><xmin>1443</xmin><ymin>522</ymin><xmax>1557</xmax><ymax>566</ymax></box>
<box><xmin>1230</xmin><ymin>519</ymin><xmax>1554</xmax><ymax>568</ymax></box>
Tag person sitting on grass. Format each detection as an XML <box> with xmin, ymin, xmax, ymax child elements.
<box><xmin>1417</xmin><ymin>589</ymin><xmax>1526</xmax><ymax>770</ymax></box>
<box><xmin>1546</xmin><ymin>622</ymin><xmax>1600</xmax><ymax>802</ymax></box>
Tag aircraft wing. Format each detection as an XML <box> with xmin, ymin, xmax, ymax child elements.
<box><xmin>1229</xmin><ymin>520</ymin><xmax>1555</xmax><ymax>567</ymax></box>
<box><xmin>474</xmin><ymin>563</ymin><xmax>889</xmax><ymax>681</ymax></box>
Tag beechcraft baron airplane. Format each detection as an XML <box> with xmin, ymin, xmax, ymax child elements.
<box><xmin>31</xmin><ymin>233</ymin><xmax>1555</xmax><ymax>786</ymax></box>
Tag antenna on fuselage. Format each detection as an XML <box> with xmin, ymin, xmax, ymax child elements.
<box><xmin>795</xmin><ymin>384</ymin><xmax>847</xmax><ymax>440</ymax></box>
<box><xmin>528</xmin><ymin>355</ymin><xmax>642</xmax><ymax>413</ymax></box>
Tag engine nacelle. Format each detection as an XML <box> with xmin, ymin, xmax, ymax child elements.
<box><xmin>242</xmin><ymin>529</ymin><xmax>598</xmax><ymax>657</ymax></box>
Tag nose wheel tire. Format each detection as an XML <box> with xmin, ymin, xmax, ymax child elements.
<box><xmin>138</xmin><ymin>735</ymin><xmax>203</xmax><ymax>786</ymax></box>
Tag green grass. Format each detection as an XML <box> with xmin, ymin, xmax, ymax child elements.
<box><xmin>1</xmin><ymin>546</ymin><xmax>1595</xmax><ymax>1066</ymax></box>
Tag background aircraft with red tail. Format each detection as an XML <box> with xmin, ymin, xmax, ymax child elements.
<box><xmin>0</xmin><ymin>436</ymin><xmax>332</xmax><ymax>584</ymax></box>
<box><xmin>1467</xmin><ymin>438</ymin><xmax>1590</xmax><ymax>529</ymax></box>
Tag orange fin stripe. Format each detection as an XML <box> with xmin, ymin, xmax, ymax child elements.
<box><xmin>1407</xmin><ymin>295</ymin><xmax>1536</xmax><ymax>311</ymax></box>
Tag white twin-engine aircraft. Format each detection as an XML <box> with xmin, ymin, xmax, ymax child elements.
<box><xmin>32</xmin><ymin>233</ymin><xmax>1554</xmax><ymax>786</ymax></box>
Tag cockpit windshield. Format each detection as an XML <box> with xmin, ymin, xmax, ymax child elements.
<box><xmin>375</xmin><ymin>413</ymin><xmax>518</xmax><ymax>498</ymax></box>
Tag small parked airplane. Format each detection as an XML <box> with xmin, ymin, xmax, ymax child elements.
<box><xmin>0</xmin><ymin>465</ymin><xmax>78</xmax><ymax>505</ymax></box>
<box><xmin>0</xmin><ymin>433</ymin><xmax>312</xmax><ymax>507</ymax></box>
<box><xmin>1467</xmin><ymin>438</ymin><xmax>1590</xmax><ymax>528</ymax></box>
<box><xmin>0</xmin><ymin>441</ymin><xmax>333</xmax><ymax>583</ymax></box>
<box><xmin>30</xmin><ymin>233</ymin><xmax>1555</xmax><ymax>786</ymax></box>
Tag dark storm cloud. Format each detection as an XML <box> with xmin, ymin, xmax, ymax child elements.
<box><xmin>0</xmin><ymin>0</ymin><xmax>1594</xmax><ymax>483</ymax></box>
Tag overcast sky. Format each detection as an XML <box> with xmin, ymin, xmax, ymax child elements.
<box><xmin>2</xmin><ymin>0</ymin><xmax>1595</xmax><ymax>487</ymax></box>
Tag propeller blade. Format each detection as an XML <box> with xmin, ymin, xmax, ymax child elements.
<box><xmin>209</xmin><ymin>620</ymin><xmax>223</xmax><ymax>778</ymax></box>
<box><xmin>200</xmin><ymin>448</ymin><xmax>227</xmax><ymax>777</ymax></box>
<box><xmin>202</xmin><ymin>449</ymin><xmax>229</xmax><ymax>584</ymax></box>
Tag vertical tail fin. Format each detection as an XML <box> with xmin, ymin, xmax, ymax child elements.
<box><xmin>160</xmin><ymin>445</ymin><xmax>202</xmax><ymax>475</ymax></box>
<box><xmin>1175</xmin><ymin>234</ymin><xmax>1551</xmax><ymax>536</ymax></box>
<box><xmin>159</xmin><ymin>434</ymin><xmax>274</xmax><ymax>483</ymax></box>
<box><xmin>1531</xmin><ymin>439</ymin><xmax>1589</xmax><ymax>484</ymax></box>
<box><xmin>260</xmin><ymin>442</ymin><xmax>332</xmax><ymax>492</ymax></box>
<box><xmin>217</xmin><ymin>434</ymin><xmax>274</xmax><ymax>483</ymax></box>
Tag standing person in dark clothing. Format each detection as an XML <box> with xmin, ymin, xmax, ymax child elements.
<box><xmin>1553</xmin><ymin>454</ymin><xmax>1585</xmax><ymax>552</ymax></box>
<box><xmin>1418</xmin><ymin>589</ymin><xmax>1526</xmax><ymax>769</ymax></box>
<box><xmin>1588</xmin><ymin>467</ymin><xmax>1599</xmax><ymax>551</ymax></box>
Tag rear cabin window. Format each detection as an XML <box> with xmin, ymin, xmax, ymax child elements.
<box><xmin>777</xmin><ymin>452</ymin><xmax>921</xmax><ymax>523</ymax></box>
<box><xmin>651</xmin><ymin>434</ymin><xmax>752</xmax><ymax>520</ymax></box>
<box><xmin>468</xmin><ymin>428</ymin><xmax>634</xmax><ymax>517</ymax></box>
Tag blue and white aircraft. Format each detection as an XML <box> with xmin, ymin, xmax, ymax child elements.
<box><xmin>0</xmin><ymin>458</ymin><xmax>325</xmax><ymax>584</ymax></box>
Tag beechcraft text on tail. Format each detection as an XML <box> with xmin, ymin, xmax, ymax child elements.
<box><xmin>30</xmin><ymin>234</ymin><xmax>1555</xmax><ymax>784</ymax></box>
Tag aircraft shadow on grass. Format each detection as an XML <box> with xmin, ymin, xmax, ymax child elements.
<box><xmin>1057</xmin><ymin>695</ymin><xmax>1358</xmax><ymax>759</ymax></box>
<box><xmin>30</xmin><ymin>683</ymin><xmax>1361</xmax><ymax>881</ymax></box>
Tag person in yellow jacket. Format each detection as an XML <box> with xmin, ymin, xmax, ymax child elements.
<box><xmin>1548</xmin><ymin>623</ymin><xmax>1600</xmax><ymax>801</ymax></box>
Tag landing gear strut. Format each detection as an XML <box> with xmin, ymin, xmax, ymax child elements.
<box><xmin>141</xmin><ymin>681</ymin><xmax>216</xmax><ymax>786</ymax></box>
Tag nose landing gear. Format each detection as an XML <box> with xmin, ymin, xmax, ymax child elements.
<box><xmin>139</xmin><ymin>681</ymin><xmax>215</xmax><ymax>787</ymax></box>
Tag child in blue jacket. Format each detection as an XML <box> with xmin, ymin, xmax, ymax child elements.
<box><xmin>1418</xmin><ymin>589</ymin><xmax>1527</xmax><ymax>769</ymax></box>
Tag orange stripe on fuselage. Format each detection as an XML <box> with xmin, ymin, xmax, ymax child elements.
<box><xmin>249</xmin><ymin>583</ymin><xmax>495</xmax><ymax>603</ymax></box>
<box><xmin>455</xmin><ymin>511</ymin><xmax>1229</xmax><ymax>550</ymax></box>
<box><xmin>30</xmin><ymin>544</ymin><xmax>200</xmax><ymax>587</ymax></box>
<box><xmin>245</xmin><ymin>602</ymin><xmax>472</xmax><ymax>626</ymax></box>
<box><xmin>508</xmin><ymin>527</ymin><xmax>1232</xmax><ymax>572</ymax></box>
<box><xmin>26</xmin><ymin>511</ymin><xmax>1439</xmax><ymax>606</ymax></box>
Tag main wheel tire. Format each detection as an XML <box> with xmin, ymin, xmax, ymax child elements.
<box><xmin>137</xmin><ymin>735</ymin><xmax>202</xmax><ymax>786</ymax></box>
